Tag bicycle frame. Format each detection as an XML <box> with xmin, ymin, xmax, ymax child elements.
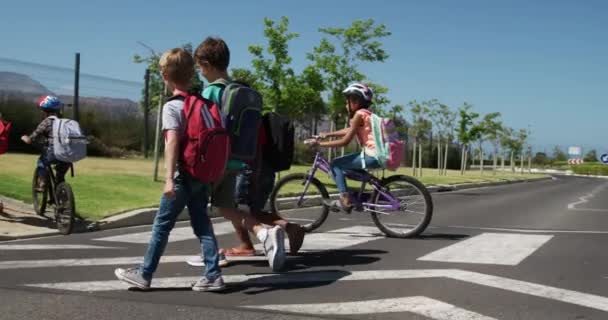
<box><xmin>300</xmin><ymin>151</ymin><xmax>401</xmax><ymax>211</ymax></box>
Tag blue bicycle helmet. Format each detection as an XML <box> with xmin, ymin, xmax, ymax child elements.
<box><xmin>38</xmin><ymin>95</ymin><xmax>62</xmax><ymax>111</ymax></box>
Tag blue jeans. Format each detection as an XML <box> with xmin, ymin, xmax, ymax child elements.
<box><xmin>330</xmin><ymin>153</ymin><xmax>381</xmax><ymax>193</ymax></box>
<box><xmin>37</xmin><ymin>147</ymin><xmax>70</xmax><ymax>183</ymax></box>
<box><xmin>236</xmin><ymin>161</ymin><xmax>276</xmax><ymax>212</ymax></box>
<box><xmin>141</xmin><ymin>171</ymin><xmax>221</xmax><ymax>280</ymax></box>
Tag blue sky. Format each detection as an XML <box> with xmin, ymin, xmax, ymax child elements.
<box><xmin>1</xmin><ymin>0</ymin><xmax>606</xmax><ymax>153</ymax></box>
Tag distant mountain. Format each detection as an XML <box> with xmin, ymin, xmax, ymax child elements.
<box><xmin>0</xmin><ymin>71</ymin><xmax>52</xmax><ymax>95</ymax></box>
<box><xmin>0</xmin><ymin>71</ymin><xmax>140</xmax><ymax>117</ymax></box>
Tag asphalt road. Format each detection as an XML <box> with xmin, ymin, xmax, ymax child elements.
<box><xmin>1</xmin><ymin>175</ymin><xmax>608</xmax><ymax>320</ymax></box>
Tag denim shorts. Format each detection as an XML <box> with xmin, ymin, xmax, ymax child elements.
<box><xmin>235</xmin><ymin>161</ymin><xmax>276</xmax><ymax>212</ymax></box>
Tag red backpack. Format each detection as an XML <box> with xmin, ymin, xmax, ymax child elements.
<box><xmin>173</xmin><ymin>94</ymin><xmax>230</xmax><ymax>183</ymax></box>
<box><xmin>0</xmin><ymin>120</ymin><xmax>11</xmax><ymax>155</ymax></box>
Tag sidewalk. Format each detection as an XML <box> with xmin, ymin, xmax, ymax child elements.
<box><xmin>0</xmin><ymin>196</ymin><xmax>58</xmax><ymax>240</ymax></box>
<box><xmin>0</xmin><ymin>176</ymin><xmax>553</xmax><ymax>241</ymax></box>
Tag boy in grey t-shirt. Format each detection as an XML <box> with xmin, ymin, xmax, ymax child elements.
<box><xmin>114</xmin><ymin>48</ymin><xmax>224</xmax><ymax>292</ymax></box>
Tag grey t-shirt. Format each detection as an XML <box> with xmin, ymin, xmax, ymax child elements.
<box><xmin>161</xmin><ymin>99</ymin><xmax>185</xmax><ymax>135</ymax></box>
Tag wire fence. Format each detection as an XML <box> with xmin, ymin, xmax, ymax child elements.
<box><xmin>0</xmin><ymin>57</ymin><xmax>149</xmax><ymax>157</ymax></box>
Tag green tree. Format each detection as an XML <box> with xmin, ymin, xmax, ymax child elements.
<box><xmin>500</xmin><ymin>127</ymin><xmax>516</xmax><ymax>171</ymax></box>
<box><xmin>408</xmin><ymin>100</ymin><xmax>432</xmax><ymax>177</ymax></box>
<box><xmin>584</xmin><ymin>149</ymin><xmax>598</xmax><ymax>162</ymax></box>
<box><xmin>481</xmin><ymin>112</ymin><xmax>502</xmax><ymax>175</ymax></box>
<box><xmin>533</xmin><ymin>152</ymin><xmax>548</xmax><ymax>166</ymax></box>
<box><xmin>552</xmin><ymin>146</ymin><xmax>568</xmax><ymax>162</ymax></box>
<box><xmin>308</xmin><ymin>18</ymin><xmax>391</xmax><ymax>132</ymax></box>
<box><xmin>456</xmin><ymin>103</ymin><xmax>479</xmax><ymax>175</ymax></box>
<box><xmin>248</xmin><ymin>16</ymin><xmax>299</xmax><ymax>113</ymax></box>
<box><xmin>230</xmin><ymin>68</ymin><xmax>261</xmax><ymax>91</ymax></box>
<box><xmin>430</xmin><ymin>102</ymin><xmax>456</xmax><ymax>175</ymax></box>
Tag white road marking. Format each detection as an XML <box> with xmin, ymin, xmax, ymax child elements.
<box><xmin>245</xmin><ymin>296</ymin><xmax>496</xmax><ymax>319</ymax></box>
<box><xmin>418</xmin><ymin>233</ymin><xmax>552</xmax><ymax>265</ymax></box>
<box><xmin>26</xmin><ymin>269</ymin><xmax>608</xmax><ymax>312</ymax></box>
<box><xmin>568</xmin><ymin>183</ymin><xmax>608</xmax><ymax>211</ymax></box>
<box><xmin>253</xmin><ymin>226</ymin><xmax>383</xmax><ymax>252</ymax></box>
<box><xmin>0</xmin><ymin>245</ymin><xmax>122</xmax><ymax>250</ymax></box>
<box><xmin>443</xmin><ymin>225</ymin><xmax>608</xmax><ymax>234</ymax></box>
<box><xmin>0</xmin><ymin>255</ymin><xmax>192</xmax><ymax>270</ymax></box>
<box><xmin>94</xmin><ymin>221</ymin><xmax>234</xmax><ymax>244</ymax></box>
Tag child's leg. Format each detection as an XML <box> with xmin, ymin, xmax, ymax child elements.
<box><xmin>187</xmin><ymin>179</ymin><xmax>221</xmax><ymax>280</ymax></box>
<box><xmin>330</xmin><ymin>153</ymin><xmax>363</xmax><ymax>194</ymax></box>
<box><xmin>54</xmin><ymin>162</ymin><xmax>70</xmax><ymax>183</ymax></box>
<box><xmin>140</xmin><ymin>175</ymin><xmax>188</xmax><ymax>278</ymax></box>
<box><xmin>36</xmin><ymin>151</ymin><xmax>50</xmax><ymax>178</ymax></box>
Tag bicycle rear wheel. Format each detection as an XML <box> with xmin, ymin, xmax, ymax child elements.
<box><xmin>370</xmin><ymin>175</ymin><xmax>433</xmax><ymax>238</ymax></box>
<box><xmin>55</xmin><ymin>182</ymin><xmax>75</xmax><ymax>235</ymax></box>
<box><xmin>31</xmin><ymin>169</ymin><xmax>48</xmax><ymax>216</ymax></box>
<box><xmin>269</xmin><ymin>173</ymin><xmax>330</xmax><ymax>232</ymax></box>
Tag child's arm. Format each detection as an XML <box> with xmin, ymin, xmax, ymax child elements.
<box><xmin>21</xmin><ymin>119</ymin><xmax>51</xmax><ymax>145</ymax></box>
<box><xmin>318</xmin><ymin>114</ymin><xmax>363</xmax><ymax>148</ymax></box>
<box><xmin>320</xmin><ymin>127</ymin><xmax>350</xmax><ymax>139</ymax></box>
<box><xmin>163</xmin><ymin>130</ymin><xmax>179</xmax><ymax>198</ymax></box>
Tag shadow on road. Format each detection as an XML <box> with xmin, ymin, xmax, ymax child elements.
<box><xmin>416</xmin><ymin>233</ymin><xmax>469</xmax><ymax>241</ymax></box>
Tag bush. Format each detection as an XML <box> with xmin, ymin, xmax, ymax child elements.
<box><xmin>571</xmin><ymin>164</ymin><xmax>608</xmax><ymax>176</ymax></box>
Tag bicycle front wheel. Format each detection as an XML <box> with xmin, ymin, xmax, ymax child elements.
<box><xmin>269</xmin><ymin>173</ymin><xmax>330</xmax><ymax>232</ymax></box>
<box><xmin>55</xmin><ymin>182</ymin><xmax>75</xmax><ymax>235</ymax></box>
<box><xmin>370</xmin><ymin>175</ymin><xmax>433</xmax><ymax>238</ymax></box>
<box><xmin>31</xmin><ymin>169</ymin><xmax>48</xmax><ymax>216</ymax></box>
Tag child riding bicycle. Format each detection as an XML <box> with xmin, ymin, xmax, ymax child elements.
<box><xmin>306</xmin><ymin>83</ymin><xmax>382</xmax><ymax>212</ymax></box>
<box><xmin>21</xmin><ymin>96</ymin><xmax>70</xmax><ymax>191</ymax></box>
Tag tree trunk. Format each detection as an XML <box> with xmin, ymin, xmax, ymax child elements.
<box><xmin>520</xmin><ymin>152</ymin><xmax>525</xmax><ymax>174</ymax></box>
<box><xmin>437</xmin><ymin>142</ymin><xmax>442</xmax><ymax>175</ymax></box>
<box><xmin>479</xmin><ymin>144</ymin><xmax>484</xmax><ymax>175</ymax></box>
<box><xmin>492</xmin><ymin>146</ymin><xmax>498</xmax><ymax>176</ymax></box>
<box><xmin>462</xmin><ymin>146</ymin><xmax>469</xmax><ymax>175</ymax></box>
<box><xmin>460</xmin><ymin>145</ymin><xmax>466</xmax><ymax>175</ymax></box>
<box><xmin>501</xmin><ymin>152</ymin><xmax>505</xmax><ymax>171</ymax></box>
<box><xmin>419</xmin><ymin>143</ymin><xmax>423</xmax><ymax>178</ymax></box>
<box><xmin>528</xmin><ymin>149</ymin><xmax>532</xmax><ymax>174</ymax></box>
<box><xmin>443</xmin><ymin>141</ymin><xmax>449</xmax><ymax>176</ymax></box>
<box><xmin>412</xmin><ymin>141</ymin><xmax>417</xmax><ymax>177</ymax></box>
<box><xmin>510</xmin><ymin>151</ymin><xmax>515</xmax><ymax>173</ymax></box>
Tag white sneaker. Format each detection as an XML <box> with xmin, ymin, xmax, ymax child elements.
<box><xmin>186</xmin><ymin>254</ymin><xmax>229</xmax><ymax>267</ymax></box>
<box><xmin>262</xmin><ymin>226</ymin><xmax>286</xmax><ymax>271</ymax></box>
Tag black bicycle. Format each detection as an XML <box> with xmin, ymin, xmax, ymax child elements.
<box><xmin>32</xmin><ymin>164</ymin><xmax>76</xmax><ymax>235</ymax></box>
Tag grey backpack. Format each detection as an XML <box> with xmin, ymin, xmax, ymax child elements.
<box><xmin>50</xmin><ymin>116</ymin><xmax>87</xmax><ymax>163</ymax></box>
<box><xmin>213</xmin><ymin>79</ymin><xmax>263</xmax><ymax>162</ymax></box>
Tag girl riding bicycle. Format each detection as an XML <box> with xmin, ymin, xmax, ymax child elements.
<box><xmin>307</xmin><ymin>83</ymin><xmax>382</xmax><ymax>212</ymax></box>
<box><xmin>21</xmin><ymin>96</ymin><xmax>70</xmax><ymax>191</ymax></box>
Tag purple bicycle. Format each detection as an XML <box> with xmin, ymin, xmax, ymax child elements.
<box><xmin>269</xmin><ymin>140</ymin><xmax>433</xmax><ymax>238</ymax></box>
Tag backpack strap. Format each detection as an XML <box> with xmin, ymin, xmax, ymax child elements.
<box><xmin>355</xmin><ymin>109</ymin><xmax>373</xmax><ymax>169</ymax></box>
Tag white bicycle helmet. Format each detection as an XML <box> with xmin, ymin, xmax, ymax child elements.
<box><xmin>342</xmin><ymin>83</ymin><xmax>373</xmax><ymax>105</ymax></box>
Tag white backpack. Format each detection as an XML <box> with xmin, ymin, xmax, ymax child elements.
<box><xmin>49</xmin><ymin>116</ymin><xmax>87</xmax><ymax>163</ymax></box>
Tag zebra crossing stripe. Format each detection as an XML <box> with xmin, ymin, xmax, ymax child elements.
<box><xmin>25</xmin><ymin>269</ymin><xmax>608</xmax><ymax>312</ymax></box>
<box><xmin>0</xmin><ymin>255</ymin><xmax>193</xmax><ymax>270</ymax></box>
<box><xmin>0</xmin><ymin>245</ymin><xmax>123</xmax><ymax>250</ymax></box>
<box><xmin>94</xmin><ymin>221</ymin><xmax>235</xmax><ymax>244</ymax></box>
<box><xmin>0</xmin><ymin>226</ymin><xmax>383</xmax><ymax>270</ymax></box>
<box><xmin>417</xmin><ymin>233</ymin><xmax>552</xmax><ymax>265</ymax></box>
<box><xmin>245</xmin><ymin>296</ymin><xmax>497</xmax><ymax>320</ymax></box>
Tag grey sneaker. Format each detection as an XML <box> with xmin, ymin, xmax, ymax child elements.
<box><xmin>192</xmin><ymin>276</ymin><xmax>226</xmax><ymax>292</ymax></box>
<box><xmin>114</xmin><ymin>267</ymin><xmax>150</xmax><ymax>290</ymax></box>
<box><xmin>263</xmin><ymin>226</ymin><xmax>286</xmax><ymax>272</ymax></box>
